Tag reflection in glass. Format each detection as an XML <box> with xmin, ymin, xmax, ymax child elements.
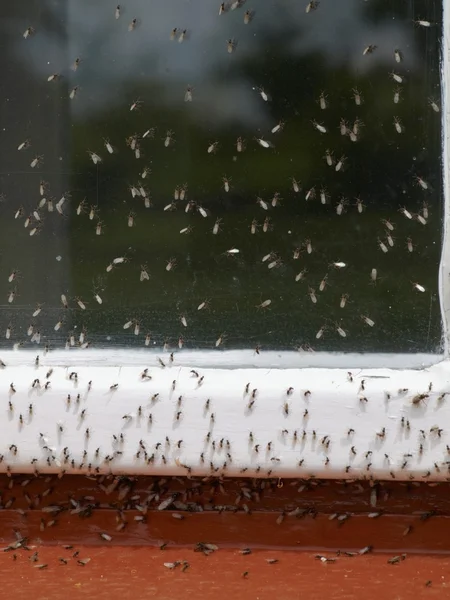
<box><xmin>0</xmin><ymin>0</ymin><xmax>443</xmax><ymax>353</ymax></box>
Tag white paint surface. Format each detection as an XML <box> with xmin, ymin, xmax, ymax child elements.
<box><xmin>441</xmin><ymin>0</ymin><xmax>450</xmax><ymax>353</ymax></box>
<box><xmin>1</xmin><ymin>350</ymin><xmax>450</xmax><ymax>481</ymax></box>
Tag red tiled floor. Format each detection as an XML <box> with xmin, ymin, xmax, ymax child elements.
<box><xmin>1</xmin><ymin>547</ymin><xmax>448</xmax><ymax>600</ymax></box>
<box><xmin>0</xmin><ymin>474</ymin><xmax>448</xmax><ymax>599</ymax></box>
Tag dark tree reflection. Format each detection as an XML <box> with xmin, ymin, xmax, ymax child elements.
<box><xmin>0</xmin><ymin>0</ymin><xmax>443</xmax><ymax>353</ymax></box>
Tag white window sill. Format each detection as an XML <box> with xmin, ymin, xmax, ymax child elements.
<box><xmin>2</xmin><ymin>349</ymin><xmax>449</xmax><ymax>482</ymax></box>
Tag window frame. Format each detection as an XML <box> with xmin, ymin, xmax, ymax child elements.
<box><xmin>2</xmin><ymin>1</ymin><xmax>449</xmax><ymax>482</ymax></box>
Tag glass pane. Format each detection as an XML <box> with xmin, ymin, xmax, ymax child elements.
<box><xmin>0</xmin><ymin>0</ymin><xmax>443</xmax><ymax>352</ymax></box>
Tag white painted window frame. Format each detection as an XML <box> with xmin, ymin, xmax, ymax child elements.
<box><xmin>2</xmin><ymin>5</ymin><xmax>449</xmax><ymax>483</ymax></box>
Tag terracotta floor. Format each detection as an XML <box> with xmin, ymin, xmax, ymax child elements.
<box><xmin>2</xmin><ymin>547</ymin><xmax>449</xmax><ymax>600</ymax></box>
<box><xmin>0</xmin><ymin>474</ymin><xmax>449</xmax><ymax>599</ymax></box>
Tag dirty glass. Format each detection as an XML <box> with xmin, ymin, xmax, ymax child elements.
<box><xmin>0</xmin><ymin>0</ymin><xmax>443</xmax><ymax>352</ymax></box>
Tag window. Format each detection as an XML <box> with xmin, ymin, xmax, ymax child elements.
<box><xmin>0</xmin><ymin>0</ymin><xmax>447</xmax><ymax>480</ymax></box>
